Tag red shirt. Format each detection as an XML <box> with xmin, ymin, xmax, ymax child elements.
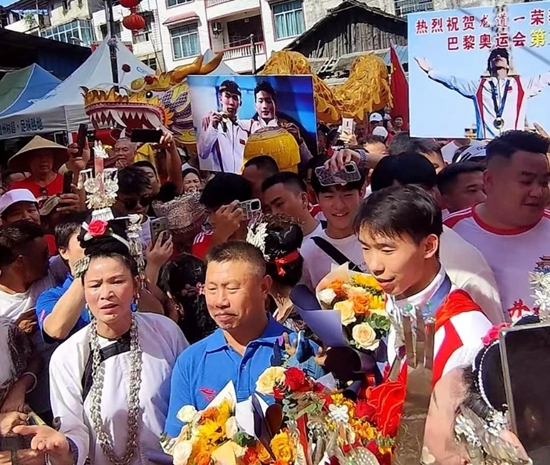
<box><xmin>11</xmin><ymin>173</ymin><xmax>64</xmax><ymax>206</ymax></box>
<box><xmin>192</xmin><ymin>230</ymin><xmax>213</xmax><ymax>260</ymax></box>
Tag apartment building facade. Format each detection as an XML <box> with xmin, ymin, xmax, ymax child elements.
<box><xmin>156</xmin><ymin>0</ymin><xmax>346</xmax><ymax>73</ymax></box>
<box><xmin>4</xmin><ymin>0</ymin><xmax>163</xmax><ymax>70</ymax></box>
<box><xmin>91</xmin><ymin>0</ymin><xmax>165</xmax><ymax>70</ymax></box>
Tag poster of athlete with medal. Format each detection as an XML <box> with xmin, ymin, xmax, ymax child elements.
<box><xmin>408</xmin><ymin>3</ymin><xmax>550</xmax><ymax>139</ymax></box>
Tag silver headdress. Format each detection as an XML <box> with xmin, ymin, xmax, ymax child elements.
<box><xmin>78</xmin><ymin>141</ymin><xmax>118</xmax><ymax>221</ymax></box>
<box><xmin>74</xmin><ymin>141</ymin><xmax>145</xmax><ymax>277</ymax></box>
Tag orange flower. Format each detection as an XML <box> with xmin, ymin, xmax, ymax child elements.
<box><xmin>257</xmin><ymin>443</ymin><xmax>272</xmax><ymax>464</ymax></box>
<box><xmin>328</xmin><ymin>279</ymin><xmax>346</xmax><ymax>298</ymax></box>
<box><xmin>352</xmin><ymin>294</ymin><xmax>371</xmax><ymax>314</ymax></box>
<box><xmin>193</xmin><ymin>450</ymin><xmax>211</xmax><ymax>465</ymax></box>
<box><xmin>243</xmin><ymin>447</ymin><xmax>259</xmax><ymax>465</ymax></box>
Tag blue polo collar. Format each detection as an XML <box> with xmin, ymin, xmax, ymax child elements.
<box><xmin>204</xmin><ymin>314</ymin><xmax>286</xmax><ymax>354</ymax></box>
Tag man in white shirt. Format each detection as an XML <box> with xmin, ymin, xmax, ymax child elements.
<box><xmin>355</xmin><ymin>185</ymin><xmax>492</xmax><ymax>385</ymax></box>
<box><xmin>300</xmin><ymin>161</ymin><xmax>367</xmax><ymax>290</ymax></box>
<box><xmin>198</xmin><ymin>80</ymin><xmax>248</xmax><ymax>173</ymax></box>
<box><xmin>0</xmin><ymin>221</ymin><xmax>59</xmax><ymax>418</ymax></box>
<box><xmin>243</xmin><ymin>81</ymin><xmax>312</xmax><ymax>165</ymax></box>
<box><xmin>445</xmin><ymin>130</ymin><xmax>550</xmax><ymax>321</ymax></box>
<box><xmin>415</xmin><ymin>49</ymin><xmax>550</xmax><ymax>139</ymax></box>
<box><xmin>437</xmin><ymin>162</ymin><xmax>486</xmax><ymax>214</ymax></box>
<box><xmin>369</xmin><ymin>152</ymin><xmax>505</xmax><ymax>323</ymax></box>
<box><xmin>261</xmin><ymin>172</ymin><xmax>321</xmax><ymax>241</ymax></box>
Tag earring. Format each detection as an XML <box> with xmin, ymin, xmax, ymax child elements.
<box><xmin>132</xmin><ymin>294</ymin><xmax>140</xmax><ymax>312</ymax></box>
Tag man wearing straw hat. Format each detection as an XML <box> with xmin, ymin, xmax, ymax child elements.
<box><xmin>8</xmin><ymin>136</ymin><xmax>82</xmax><ymax>214</ymax></box>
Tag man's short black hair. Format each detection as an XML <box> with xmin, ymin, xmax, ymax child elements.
<box><xmin>200</xmin><ymin>173</ymin><xmax>252</xmax><ymax>210</ymax></box>
<box><xmin>206</xmin><ymin>240</ymin><xmax>266</xmax><ymax>277</ymax></box>
<box><xmin>244</xmin><ymin>156</ymin><xmax>279</xmax><ymax>176</ymax></box>
<box><xmin>133</xmin><ymin>160</ymin><xmax>157</xmax><ymax>175</ymax></box>
<box><xmin>261</xmin><ymin>171</ymin><xmax>307</xmax><ymax>194</ymax></box>
<box><xmin>54</xmin><ymin>212</ymin><xmax>89</xmax><ymax>250</ymax></box>
<box><xmin>364</xmin><ymin>135</ymin><xmax>387</xmax><ymax>146</ymax></box>
<box><xmin>354</xmin><ymin>184</ymin><xmax>443</xmax><ymax>244</ymax></box>
<box><xmin>117</xmin><ymin>165</ymin><xmax>151</xmax><ymax>197</ymax></box>
<box><xmin>0</xmin><ymin>220</ymin><xmax>44</xmax><ymax>267</ymax></box>
<box><xmin>310</xmin><ymin>157</ymin><xmax>365</xmax><ymax>195</ymax></box>
<box><xmin>370</xmin><ymin>153</ymin><xmax>437</xmax><ymax>192</ymax></box>
<box><xmin>389</xmin><ymin>134</ymin><xmax>444</xmax><ymax>162</ymax></box>
<box><xmin>485</xmin><ymin>130</ymin><xmax>550</xmax><ymax>164</ymax></box>
<box><xmin>437</xmin><ymin>162</ymin><xmax>485</xmax><ymax>195</ymax></box>
<box><xmin>254</xmin><ymin>81</ymin><xmax>276</xmax><ymax>103</ymax></box>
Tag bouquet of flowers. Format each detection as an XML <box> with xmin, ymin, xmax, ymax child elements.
<box><xmin>294</xmin><ymin>264</ymin><xmax>390</xmax><ymax>354</ymax></box>
<box><xmin>252</xmin><ymin>364</ymin><xmax>406</xmax><ymax>465</ymax></box>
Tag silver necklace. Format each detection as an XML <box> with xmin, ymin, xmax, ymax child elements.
<box><xmin>89</xmin><ymin>315</ymin><xmax>143</xmax><ymax>465</ymax></box>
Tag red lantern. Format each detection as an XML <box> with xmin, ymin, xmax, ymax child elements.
<box><xmin>120</xmin><ymin>0</ymin><xmax>140</xmax><ymax>8</ymax></box>
<box><xmin>123</xmin><ymin>12</ymin><xmax>146</xmax><ymax>31</ymax></box>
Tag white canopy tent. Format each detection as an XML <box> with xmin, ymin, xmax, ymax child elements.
<box><xmin>0</xmin><ymin>37</ymin><xmax>153</xmax><ymax>140</ymax></box>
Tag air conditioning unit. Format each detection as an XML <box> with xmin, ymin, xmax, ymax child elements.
<box><xmin>211</xmin><ymin>21</ymin><xmax>222</xmax><ymax>35</ymax></box>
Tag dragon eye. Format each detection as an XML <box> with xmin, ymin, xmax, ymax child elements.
<box><xmin>145</xmin><ymin>91</ymin><xmax>154</xmax><ymax>99</ymax></box>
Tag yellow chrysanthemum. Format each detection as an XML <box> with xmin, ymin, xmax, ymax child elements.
<box><xmin>369</xmin><ymin>296</ymin><xmax>386</xmax><ymax>312</ymax></box>
<box><xmin>216</xmin><ymin>400</ymin><xmax>233</xmax><ymax>423</ymax></box>
<box><xmin>196</xmin><ymin>419</ymin><xmax>224</xmax><ymax>444</ymax></box>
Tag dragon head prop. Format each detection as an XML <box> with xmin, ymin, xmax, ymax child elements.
<box><xmin>82</xmin><ymin>53</ymin><xmax>224</xmax><ymax>153</ymax></box>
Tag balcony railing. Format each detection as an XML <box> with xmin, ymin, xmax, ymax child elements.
<box><xmin>223</xmin><ymin>41</ymin><xmax>265</xmax><ymax>60</ymax></box>
<box><xmin>206</xmin><ymin>0</ymin><xmax>232</xmax><ymax>7</ymax></box>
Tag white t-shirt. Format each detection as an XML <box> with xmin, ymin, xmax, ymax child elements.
<box><xmin>445</xmin><ymin>206</ymin><xmax>550</xmax><ymax>321</ymax></box>
<box><xmin>303</xmin><ymin>222</ymin><xmax>323</xmax><ymax>242</ymax></box>
<box><xmin>300</xmin><ymin>230</ymin><xmax>367</xmax><ymax>291</ymax></box>
<box><xmin>0</xmin><ymin>270</ymin><xmax>60</xmax><ymax>414</ymax></box>
<box><xmin>440</xmin><ymin>226</ymin><xmax>505</xmax><ymax>324</ymax></box>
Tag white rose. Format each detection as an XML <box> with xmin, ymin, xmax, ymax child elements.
<box><xmin>255</xmin><ymin>366</ymin><xmax>285</xmax><ymax>395</ymax></box>
<box><xmin>173</xmin><ymin>439</ymin><xmax>195</xmax><ymax>465</ymax></box>
<box><xmin>225</xmin><ymin>416</ymin><xmax>238</xmax><ymax>439</ymax></box>
<box><xmin>352</xmin><ymin>322</ymin><xmax>379</xmax><ymax>351</ymax></box>
<box><xmin>318</xmin><ymin>288</ymin><xmax>337</xmax><ymax>308</ymax></box>
<box><xmin>334</xmin><ymin>300</ymin><xmax>356</xmax><ymax>326</ymax></box>
<box><xmin>176</xmin><ymin>405</ymin><xmax>199</xmax><ymax>424</ymax></box>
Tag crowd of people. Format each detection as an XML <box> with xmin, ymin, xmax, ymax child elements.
<box><xmin>0</xmin><ymin>115</ymin><xmax>547</xmax><ymax>465</ymax></box>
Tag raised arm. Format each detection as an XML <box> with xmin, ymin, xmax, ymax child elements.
<box><xmin>415</xmin><ymin>57</ymin><xmax>478</xmax><ymax>98</ymax></box>
<box><xmin>525</xmin><ymin>72</ymin><xmax>550</xmax><ymax>97</ymax></box>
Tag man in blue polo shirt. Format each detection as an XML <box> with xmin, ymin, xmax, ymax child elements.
<box><xmin>36</xmin><ymin>213</ymin><xmax>90</xmax><ymax>342</ymax></box>
<box><xmin>164</xmin><ymin>241</ymin><xmax>324</xmax><ymax>438</ymax></box>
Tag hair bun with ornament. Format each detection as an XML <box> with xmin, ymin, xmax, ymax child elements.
<box><xmin>247</xmin><ymin>213</ymin><xmax>303</xmax><ymax>287</ymax></box>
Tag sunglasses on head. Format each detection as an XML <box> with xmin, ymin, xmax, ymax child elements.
<box><xmin>122</xmin><ymin>196</ymin><xmax>152</xmax><ymax>211</ymax></box>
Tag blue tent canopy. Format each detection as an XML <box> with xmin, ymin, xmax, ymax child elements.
<box><xmin>0</xmin><ymin>64</ymin><xmax>61</xmax><ymax>117</ymax></box>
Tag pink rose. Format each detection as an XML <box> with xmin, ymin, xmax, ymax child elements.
<box><xmin>482</xmin><ymin>323</ymin><xmax>510</xmax><ymax>346</ymax></box>
<box><xmin>88</xmin><ymin>219</ymin><xmax>108</xmax><ymax>237</ymax></box>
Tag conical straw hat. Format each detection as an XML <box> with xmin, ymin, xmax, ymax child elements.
<box><xmin>8</xmin><ymin>135</ymin><xmax>68</xmax><ymax>172</ymax></box>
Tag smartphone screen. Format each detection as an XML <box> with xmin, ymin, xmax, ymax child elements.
<box><xmin>500</xmin><ymin>323</ymin><xmax>550</xmax><ymax>456</ymax></box>
<box><xmin>131</xmin><ymin>129</ymin><xmax>163</xmax><ymax>144</ymax></box>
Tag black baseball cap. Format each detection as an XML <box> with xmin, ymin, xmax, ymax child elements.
<box><xmin>219</xmin><ymin>80</ymin><xmax>241</xmax><ymax>97</ymax></box>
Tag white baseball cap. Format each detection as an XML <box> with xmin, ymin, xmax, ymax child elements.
<box><xmin>369</xmin><ymin>113</ymin><xmax>383</xmax><ymax>123</ymax></box>
<box><xmin>372</xmin><ymin>126</ymin><xmax>389</xmax><ymax>138</ymax></box>
<box><xmin>0</xmin><ymin>189</ymin><xmax>38</xmax><ymax>216</ymax></box>
<box><xmin>454</xmin><ymin>144</ymin><xmax>487</xmax><ymax>163</ymax></box>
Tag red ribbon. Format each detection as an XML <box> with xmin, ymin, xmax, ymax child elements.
<box><xmin>272</xmin><ymin>250</ymin><xmax>300</xmax><ymax>277</ymax></box>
